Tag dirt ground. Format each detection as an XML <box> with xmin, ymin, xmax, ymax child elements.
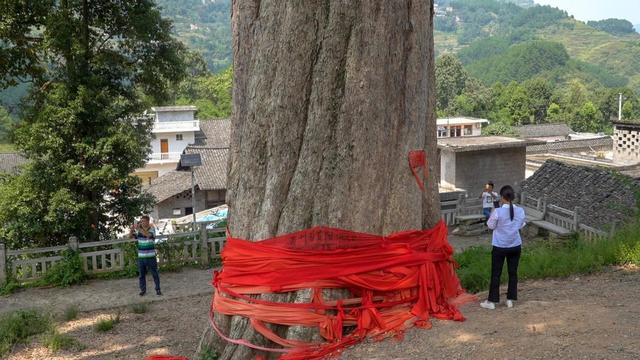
<box><xmin>3</xmin><ymin>245</ymin><xmax>640</xmax><ymax>360</ymax></box>
<box><xmin>342</xmin><ymin>266</ymin><xmax>640</xmax><ymax>360</ymax></box>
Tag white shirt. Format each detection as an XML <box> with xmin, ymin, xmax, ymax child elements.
<box><xmin>481</xmin><ymin>191</ymin><xmax>498</xmax><ymax>208</ymax></box>
<box><xmin>487</xmin><ymin>204</ymin><xmax>526</xmax><ymax>248</ymax></box>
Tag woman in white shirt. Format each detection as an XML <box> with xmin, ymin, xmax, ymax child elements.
<box><xmin>480</xmin><ymin>185</ymin><xmax>526</xmax><ymax>310</ymax></box>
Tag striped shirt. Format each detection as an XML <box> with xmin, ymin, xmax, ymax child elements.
<box><xmin>135</xmin><ymin>226</ymin><xmax>157</xmax><ymax>259</ymax></box>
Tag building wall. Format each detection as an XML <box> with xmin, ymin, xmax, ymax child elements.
<box><xmin>449</xmin><ymin>147</ymin><xmax>526</xmax><ymax>193</ymax></box>
<box><xmin>156</xmin><ymin>110</ymin><xmax>195</xmax><ymax>122</ymax></box>
<box><xmin>613</xmin><ymin>125</ymin><xmax>640</xmax><ymax>164</ymax></box>
<box><xmin>153</xmin><ymin>189</ymin><xmax>207</xmax><ymax>220</ymax></box>
<box><xmin>205</xmin><ymin>190</ymin><xmax>226</xmax><ymax>209</ymax></box>
<box><xmin>134</xmin><ymin>162</ymin><xmax>177</xmax><ymax>179</ymax></box>
<box><xmin>439</xmin><ymin>149</ymin><xmax>456</xmax><ymax>189</ymax></box>
<box><xmin>151</xmin><ymin>132</ymin><xmax>196</xmax><ymax>154</ymax></box>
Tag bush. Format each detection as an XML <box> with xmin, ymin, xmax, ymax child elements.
<box><xmin>43</xmin><ymin>329</ymin><xmax>82</xmax><ymax>352</ymax></box>
<box><xmin>130</xmin><ymin>303</ymin><xmax>149</xmax><ymax>314</ymax></box>
<box><xmin>0</xmin><ymin>279</ymin><xmax>20</xmax><ymax>296</ymax></box>
<box><xmin>455</xmin><ymin>222</ymin><xmax>640</xmax><ymax>293</ymax></box>
<box><xmin>42</xmin><ymin>249</ymin><xmax>86</xmax><ymax>287</ymax></box>
<box><xmin>0</xmin><ymin>309</ymin><xmax>50</xmax><ymax>356</ymax></box>
<box><xmin>95</xmin><ymin>313</ymin><xmax>120</xmax><ymax>332</ymax></box>
<box><xmin>63</xmin><ymin>305</ymin><xmax>79</xmax><ymax>321</ymax></box>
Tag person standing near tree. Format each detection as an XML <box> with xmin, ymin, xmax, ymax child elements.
<box><xmin>480</xmin><ymin>182</ymin><xmax>499</xmax><ymax>220</ymax></box>
<box><xmin>480</xmin><ymin>185</ymin><xmax>526</xmax><ymax>310</ymax></box>
<box><xmin>129</xmin><ymin>215</ymin><xmax>161</xmax><ymax>296</ymax></box>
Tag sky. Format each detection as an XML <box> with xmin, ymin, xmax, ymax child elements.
<box><xmin>534</xmin><ymin>0</ymin><xmax>640</xmax><ymax>26</ymax></box>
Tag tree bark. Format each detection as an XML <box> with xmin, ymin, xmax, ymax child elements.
<box><xmin>209</xmin><ymin>1</ymin><xmax>439</xmax><ymax>359</ymax></box>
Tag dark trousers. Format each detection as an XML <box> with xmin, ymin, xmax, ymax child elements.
<box><xmin>488</xmin><ymin>245</ymin><xmax>521</xmax><ymax>303</ymax></box>
<box><xmin>138</xmin><ymin>257</ymin><xmax>160</xmax><ymax>292</ymax></box>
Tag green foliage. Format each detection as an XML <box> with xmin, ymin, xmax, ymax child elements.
<box><xmin>0</xmin><ymin>278</ymin><xmax>20</xmax><ymax>296</ymax></box>
<box><xmin>0</xmin><ymin>106</ymin><xmax>16</xmax><ymax>143</ymax></box>
<box><xmin>0</xmin><ymin>1</ymin><xmax>184</xmax><ymax>247</ymax></box>
<box><xmin>175</xmin><ymin>65</ymin><xmax>233</xmax><ymax>119</ymax></box>
<box><xmin>95</xmin><ymin>313</ymin><xmax>120</xmax><ymax>332</ymax></box>
<box><xmin>587</xmin><ymin>19</ymin><xmax>636</xmax><ymax>36</ymax></box>
<box><xmin>197</xmin><ymin>347</ymin><xmax>220</xmax><ymax>360</ymax></box>
<box><xmin>455</xmin><ymin>222</ymin><xmax>640</xmax><ymax>293</ymax></box>
<box><xmin>0</xmin><ymin>309</ymin><xmax>50</xmax><ymax>356</ymax></box>
<box><xmin>155</xmin><ymin>0</ymin><xmax>231</xmax><ymax>72</ymax></box>
<box><xmin>42</xmin><ymin>249</ymin><xmax>86</xmax><ymax>287</ymax></box>
<box><xmin>130</xmin><ymin>303</ymin><xmax>149</xmax><ymax>314</ymax></box>
<box><xmin>435</xmin><ymin>54</ymin><xmax>469</xmax><ymax>110</ymax></box>
<box><xmin>43</xmin><ymin>329</ymin><xmax>82</xmax><ymax>352</ymax></box>
<box><xmin>467</xmin><ymin>40</ymin><xmax>569</xmax><ymax>85</ymax></box>
<box><xmin>482</xmin><ymin>122</ymin><xmax>517</xmax><ymax>136</ymax></box>
<box><xmin>63</xmin><ymin>305</ymin><xmax>79</xmax><ymax>322</ymax></box>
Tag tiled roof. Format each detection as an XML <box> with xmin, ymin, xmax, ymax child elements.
<box><xmin>194</xmin><ymin>119</ymin><xmax>230</xmax><ymax>147</ymax></box>
<box><xmin>0</xmin><ymin>153</ymin><xmax>27</xmax><ymax>174</ymax></box>
<box><xmin>185</xmin><ymin>147</ymin><xmax>228</xmax><ymax>190</ymax></box>
<box><xmin>516</xmin><ymin>124</ymin><xmax>574</xmax><ymax>138</ymax></box>
<box><xmin>146</xmin><ymin>170</ymin><xmax>192</xmax><ymax>203</ymax></box>
<box><xmin>520</xmin><ymin>160</ymin><xmax>639</xmax><ymax>230</ymax></box>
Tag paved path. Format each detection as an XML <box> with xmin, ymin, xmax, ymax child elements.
<box><xmin>0</xmin><ymin>267</ymin><xmax>215</xmax><ymax>315</ymax></box>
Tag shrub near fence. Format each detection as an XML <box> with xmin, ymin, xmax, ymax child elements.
<box><xmin>0</xmin><ymin>222</ymin><xmax>226</xmax><ymax>285</ymax></box>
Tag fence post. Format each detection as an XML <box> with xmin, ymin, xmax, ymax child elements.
<box><xmin>0</xmin><ymin>242</ymin><xmax>6</xmax><ymax>284</ymax></box>
<box><xmin>68</xmin><ymin>236</ymin><xmax>79</xmax><ymax>251</ymax></box>
<box><xmin>573</xmin><ymin>207</ymin><xmax>580</xmax><ymax>231</ymax></box>
<box><xmin>200</xmin><ymin>222</ymin><xmax>209</xmax><ymax>267</ymax></box>
<box><xmin>520</xmin><ymin>191</ymin><xmax>525</xmax><ymax>205</ymax></box>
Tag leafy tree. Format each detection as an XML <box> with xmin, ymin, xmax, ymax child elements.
<box><xmin>0</xmin><ymin>1</ymin><xmax>185</xmax><ymax>246</ymax></box>
<box><xmin>492</xmin><ymin>81</ymin><xmax>532</xmax><ymax>125</ymax></box>
<box><xmin>572</xmin><ymin>101</ymin><xmax>602</xmax><ymax>132</ymax></box>
<box><xmin>622</xmin><ymin>101</ymin><xmax>635</xmax><ymax>120</ymax></box>
<box><xmin>435</xmin><ymin>54</ymin><xmax>469</xmax><ymax>110</ymax></box>
<box><xmin>175</xmin><ymin>65</ymin><xmax>232</xmax><ymax>119</ymax></box>
<box><xmin>546</xmin><ymin>102</ymin><xmax>562</xmax><ymax>121</ymax></box>
<box><xmin>523</xmin><ymin>77</ymin><xmax>553</xmax><ymax>123</ymax></box>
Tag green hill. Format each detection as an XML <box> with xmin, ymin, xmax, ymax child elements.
<box><xmin>433</xmin><ymin>0</ymin><xmax>640</xmax><ymax>92</ymax></box>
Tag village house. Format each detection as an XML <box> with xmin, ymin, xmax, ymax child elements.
<box><xmin>436</xmin><ymin>117</ymin><xmax>488</xmax><ymax>138</ymax></box>
<box><xmin>133</xmin><ymin>106</ymin><xmax>201</xmax><ymax>185</ymax></box>
<box><xmin>437</xmin><ymin>136</ymin><xmax>543</xmax><ymax>194</ymax></box>
<box><xmin>146</xmin><ymin>119</ymin><xmax>230</xmax><ymax>220</ymax></box>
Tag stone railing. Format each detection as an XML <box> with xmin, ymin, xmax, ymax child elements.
<box><xmin>0</xmin><ymin>222</ymin><xmax>225</xmax><ymax>284</ymax></box>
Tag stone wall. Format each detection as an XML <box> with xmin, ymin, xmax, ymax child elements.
<box><xmin>452</xmin><ymin>147</ymin><xmax>526</xmax><ymax>194</ymax></box>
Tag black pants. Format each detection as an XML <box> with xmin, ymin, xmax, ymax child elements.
<box><xmin>138</xmin><ymin>257</ymin><xmax>160</xmax><ymax>292</ymax></box>
<box><xmin>488</xmin><ymin>245</ymin><xmax>521</xmax><ymax>303</ymax></box>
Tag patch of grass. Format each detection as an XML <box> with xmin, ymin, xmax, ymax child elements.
<box><xmin>0</xmin><ymin>279</ymin><xmax>21</xmax><ymax>296</ymax></box>
<box><xmin>197</xmin><ymin>347</ymin><xmax>219</xmax><ymax>360</ymax></box>
<box><xmin>130</xmin><ymin>303</ymin><xmax>149</xmax><ymax>314</ymax></box>
<box><xmin>62</xmin><ymin>305</ymin><xmax>79</xmax><ymax>321</ymax></box>
<box><xmin>94</xmin><ymin>313</ymin><xmax>121</xmax><ymax>332</ymax></box>
<box><xmin>43</xmin><ymin>329</ymin><xmax>83</xmax><ymax>352</ymax></box>
<box><xmin>0</xmin><ymin>143</ymin><xmax>15</xmax><ymax>153</ymax></box>
<box><xmin>455</xmin><ymin>222</ymin><xmax>640</xmax><ymax>293</ymax></box>
<box><xmin>0</xmin><ymin>309</ymin><xmax>50</xmax><ymax>356</ymax></box>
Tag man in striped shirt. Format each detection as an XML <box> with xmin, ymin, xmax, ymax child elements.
<box><xmin>129</xmin><ymin>215</ymin><xmax>161</xmax><ymax>296</ymax></box>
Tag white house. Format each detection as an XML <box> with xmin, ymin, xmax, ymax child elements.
<box><xmin>436</xmin><ymin>117</ymin><xmax>488</xmax><ymax>138</ymax></box>
<box><xmin>134</xmin><ymin>106</ymin><xmax>201</xmax><ymax>185</ymax></box>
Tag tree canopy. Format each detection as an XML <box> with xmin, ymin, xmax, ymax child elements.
<box><xmin>0</xmin><ymin>0</ymin><xmax>185</xmax><ymax>247</ymax></box>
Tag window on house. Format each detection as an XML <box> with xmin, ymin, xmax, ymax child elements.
<box><xmin>437</xmin><ymin>127</ymin><xmax>447</xmax><ymax>138</ymax></box>
<box><xmin>176</xmin><ymin>134</ymin><xmax>183</xmax><ymax>141</ymax></box>
<box><xmin>172</xmin><ymin>208</ymin><xmax>181</xmax><ymax>216</ymax></box>
<box><xmin>464</xmin><ymin>125</ymin><xmax>472</xmax><ymax>135</ymax></box>
<box><xmin>185</xmin><ymin>207</ymin><xmax>193</xmax><ymax>215</ymax></box>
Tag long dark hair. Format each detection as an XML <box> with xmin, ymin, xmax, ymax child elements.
<box><xmin>500</xmin><ymin>185</ymin><xmax>515</xmax><ymax>221</ymax></box>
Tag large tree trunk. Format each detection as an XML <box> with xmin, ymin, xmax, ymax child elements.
<box><xmin>206</xmin><ymin>1</ymin><xmax>439</xmax><ymax>359</ymax></box>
